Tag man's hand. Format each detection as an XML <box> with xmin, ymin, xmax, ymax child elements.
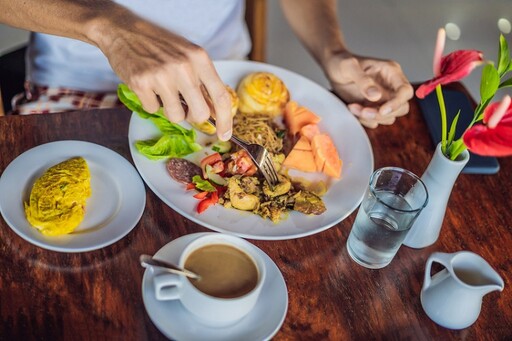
<box><xmin>0</xmin><ymin>0</ymin><xmax>233</xmax><ymax>140</ymax></box>
<box><xmin>98</xmin><ymin>17</ymin><xmax>233</xmax><ymax>140</ymax></box>
<box><xmin>325</xmin><ymin>52</ymin><xmax>414</xmax><ymax>128</ymax></box>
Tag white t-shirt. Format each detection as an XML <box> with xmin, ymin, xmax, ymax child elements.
<box><xmin>27</xmin><ymin>0</ymin><xmax>251</xmax><ymax>92</ymax></box>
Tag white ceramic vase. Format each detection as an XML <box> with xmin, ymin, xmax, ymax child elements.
<box><xmin>403</xmin><ymin>143</ymin><xmax>470</xmax><ymax>248</ymax></box>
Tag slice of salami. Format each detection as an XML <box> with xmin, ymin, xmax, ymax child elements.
<box><xmin>166</xmin><ymin>158</ymin><xmax>202</xmax><ymax>184</ymax></box>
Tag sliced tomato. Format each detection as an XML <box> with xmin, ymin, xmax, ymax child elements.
<box><xmin>197</xmin><ymin>191</ymin><xmax>219</xmax><ymax>214</ymax></box>
<box><xmin>185</xmin><ymin>183</ymin><xmax>196</xmax><ymax>191</ymax></box>
<box><xmin>200</xmin><ymin>152</ymin><xmax>224</xmax><ymax>178</ymax></box>
<box><xmin>234</xmin><ymin>150</ymin><xmax>258</xmax><ymax>176</ymax></box>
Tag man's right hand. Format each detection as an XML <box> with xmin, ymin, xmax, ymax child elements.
<box><xmin>96</xmin><ymin>15</ymin><xmax>233</xmax><ymax>141</ymax></box>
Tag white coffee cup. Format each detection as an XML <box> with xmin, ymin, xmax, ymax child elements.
<box><xmin>153</xmin><ymin>233</ymin><xmax>266</xmax><ymax>327</ymax></box>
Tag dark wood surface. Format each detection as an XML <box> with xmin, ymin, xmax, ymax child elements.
<box><xmin>1</xmin><ymin>91</ymin><xmax>511</xmax><ymax>340</ymax></box>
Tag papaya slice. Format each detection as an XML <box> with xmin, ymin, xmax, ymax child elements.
<box><xmin>283</xmin><ymin>150</ymin><xmax>317</xmax><ymax>172</ymax></box>
<box><xmin>311</xmin><ymin>133</ymin><xmax>342</xmax><ymax>178</ymax></box>
<box><xmin>293</xmin><ymin>135</ymin><xmax>312</xmax><ymax>151</ymax></box>
<box><xmin>282</xmin><ymin>135</ymin><xmax>317</xmax><ymax>172</ymax></box>
<box><xmin>300</xmin><ymin>123</ymin><xmax>320</xmax><ymax>141</ymax></box>
<box><xmin>284</xmin><ymin>101</ymin><xmax>321</xmax><ymax>136</ymax></box>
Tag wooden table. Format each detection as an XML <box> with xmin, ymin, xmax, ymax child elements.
<box><xmin>1</xmin><ymin>92</ymin><xmax>511</xmax><ymax>340</ymax></box>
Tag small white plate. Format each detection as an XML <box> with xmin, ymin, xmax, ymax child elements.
<box><xmin>0</xmin><ymin>140</ymin><xmax>146</xmax><ymax>252</ymax></box>
<box><xmin>129</xmin><ymin>60</ymin><xmax>374</xmax><ymax>240</ymax></box>
<box><xmin>142</xmin><ymin>233</ymin><xmax>288</xmax><ymax>341</ymax></box>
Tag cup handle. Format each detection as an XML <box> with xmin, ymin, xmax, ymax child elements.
<box><xmin>153</xmin><ymin>273</ymin><xmax>182</xmax><ymax>301</ymax></box>
<box><xmin>423</xmin><ymin>252</ymin><xmax>453</xmax><ymax>291</ymax></box>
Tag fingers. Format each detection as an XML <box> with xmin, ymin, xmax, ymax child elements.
<box><xmin>180</xmin><ymin>84</ymin><xmax>210</xmax><ymax>123</ymax></box>
<box><xmin>349</xmin><ymin>103</ymin><xmax>378</xmax><ymax>121</ymax></box>
<box><xmin>349</xmin><ymin>101</ymin><xmax>409</xmax><ymax>128</ymax></box>
<box><xmin>160</xmin><ymin>91</ymin><xmax>186</xmax><ymax>123</ymax></box>
<box><xmin>130</xmin><ymin>82</ymin><xmax>161</xmax><ymax>114</ymax></box>
<box><xmin>207</xmin><ymin>87</ymin><xmax>233</xmax><ymax>141</ymax></box>
<box><xmin>118</xmin><ymin>34</ymin><xmax>232</xmax><ymax>136</ymax></box>
<box><xmin>343</xmin><ymin>58</ymin><xmax>383</xmax><ymax>103</ymax></box>
<box><xmin>200</xmin><ymin>67</ymin><xmax>233</xmax><ymax>141</ymax></box>
<box><xmin>378</xmin><ymin>75</ymin><xmax>414</xmax><ymax>116</ymax></box>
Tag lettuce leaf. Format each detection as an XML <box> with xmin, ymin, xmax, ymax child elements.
<box><xmin>192</xmin><ymin>175</ymin><xmax>216</xmax><ymax>192</ymax></box>
<box><xmin>135</xmin><ymin>135</ymin><xmax>202</xmax><ymax>161</ymax></box>
<box><xmin>117</xmin><ymin>83</ymin><xmax>202</xmax><ymax>160</ymax></box>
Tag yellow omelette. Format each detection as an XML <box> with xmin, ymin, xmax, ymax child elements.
<box><xmin>24</xmin><ymin>157</ymin><xmax>91</xmax><ymax>236</ymax></box>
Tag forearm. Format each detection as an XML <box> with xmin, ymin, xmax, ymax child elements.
<box><xmin>279</xmin><ymin>0</ymin><xmax>348</xmax><ymax>66</ymax></box>
<box><xmin>0</xmin><ymin>0</ymin><xmax>134</xmax><ymax>49</ymax></box>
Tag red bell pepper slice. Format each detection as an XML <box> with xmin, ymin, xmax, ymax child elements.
<box><xmin>196</xmin><ymin>191</ymin><xmax>219</xmax><ymax>214</ymax></box>
<box><xmin>193</xmin><ymin>191</ymin><xmax>209</xmax><ymax>200</ymax></box>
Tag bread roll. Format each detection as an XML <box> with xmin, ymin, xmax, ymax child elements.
<box><xmin>237</xmin><ymin>72</ymin><xmax>289</xmax><ymax>117</ymax></box>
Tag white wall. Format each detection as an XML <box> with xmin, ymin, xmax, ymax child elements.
<box><xmin>0</xmin><ymin>25</ymin><xmax>29</xmax><ymax>54</ymax></box>
<box><xmin>266</xmin><ymin>0</ymin><xmax>512</xmax><ymax>100</ymax></box>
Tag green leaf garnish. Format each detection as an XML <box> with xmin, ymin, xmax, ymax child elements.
<box><xmin>117</xmin><ymin>84</ymin><xmax>202</xmax><ymax>160</ymax></box>
<box><xmin>192</xmin><ymin>175</ymin><xmax>216</xmax><ymax>192</ymax></box>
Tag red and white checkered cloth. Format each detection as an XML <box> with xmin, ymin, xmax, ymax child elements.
<box><xmin>11</xmin><ymin>82</ymin><xmax>123</xmax><ymax>115</ymax></box>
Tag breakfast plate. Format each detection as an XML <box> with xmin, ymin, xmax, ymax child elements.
<box><xmin>0</xmin><ymin>140</ymin><xmax>146</xmax><ymax>252</ymax></box>
<box><xmin>128</xmin><ymin>60</ymin><xmax>374</xmax><ymax>240</ymax></box>
<box><xmin>141</xmin><ymin>232</ymin><xmax>288</xmax><ymax>340</ymax></box>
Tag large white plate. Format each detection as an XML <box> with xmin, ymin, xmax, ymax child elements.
<box><xmin>128</xmin><ymin>60</ymin><xmax>373</xmax><ymax>240</ymax></box>
<box><xmin>0</xmin><ymin>140</ymin><xmax>146</xmax><ymax>252</ymax></box>
<box><xmin>142</xmin><ymin>232</ymin><xmax>288</xmax><ymax>341</ymax></box>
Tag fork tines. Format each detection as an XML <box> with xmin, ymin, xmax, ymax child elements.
<box><xmin>206</xmin><ymin>117</ymin><xmax>279</xmax><ymax>187</ymax></box>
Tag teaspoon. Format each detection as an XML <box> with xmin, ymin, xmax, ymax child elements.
<box><xmin>139</xmin><ymin>254</ymin><xmax>201</xmax><ymax>280</ymax></box>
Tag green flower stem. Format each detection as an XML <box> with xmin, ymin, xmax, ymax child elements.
<box><xmin>449</xmin><ymin>139</ymin><xmax>467</xmax><ymax>160</ymax></box>
<box><xmin>448</xmin><ymin>99</ymin><xmax>488</xmax><ymax>160</ymax></box>
<box><xmin>436</xmin><ymin>85</ymin><xmax>448</xmax><ymax>154</ymax></box>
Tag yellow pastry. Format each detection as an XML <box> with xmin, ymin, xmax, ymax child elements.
<box><xmin>236</xmin><ymin>72</ymin><xmax>289</xmax><ymax>117</ymax></box>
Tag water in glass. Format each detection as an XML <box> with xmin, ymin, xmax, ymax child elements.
<box><xmin>347</xmin><ymin>191</ymin><xmax>413</xmax><ymax>269</ymax></box>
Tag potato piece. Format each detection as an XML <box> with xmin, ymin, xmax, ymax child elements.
<box><xmin>228</xmin><ymin>177</ymin><xmax>260</xmax><ymax>211</ymax></box>
<box><xmin>263</xmin><ymin>175</ymin><xmax>291</xmax><ymax>197</ymax></box>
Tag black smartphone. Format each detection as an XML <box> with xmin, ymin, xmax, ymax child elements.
<box><xmin>418</xmin><ymin>88</ymin><xmax>500</xmax><ymax>174</ymax></box>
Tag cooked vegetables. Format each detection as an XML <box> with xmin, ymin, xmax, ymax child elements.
<box><xmin>227</xmin><ymin>176</ymin><xmax>260</xmax><ymax>211</ymax></box>
<box><xmin>222</xmin><ymin>174</ymin><xmax>325</xmax><ymax>223</ymax></box>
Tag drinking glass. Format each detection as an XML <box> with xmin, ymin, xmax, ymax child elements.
<box><xmin>346</xmin><ymin>167</ymin><xmax>428</xmax><ymax>269</ymax></box>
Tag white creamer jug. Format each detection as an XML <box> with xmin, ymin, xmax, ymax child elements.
<box><xmin>421</xmin><ymin>251</ymin><xmax>504</xmax><ymax>330</ymax></box>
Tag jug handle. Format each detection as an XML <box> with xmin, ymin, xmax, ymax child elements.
<box><xmin>423</xmin><ymin>252</ymin><xmax>454</xmax><ymax>290</ymax></box>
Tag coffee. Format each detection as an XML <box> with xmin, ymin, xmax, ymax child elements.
<box><xmin>184</xmin><ymin>244</ymin><xmax>259</xmax><ymax>299</ymax></box>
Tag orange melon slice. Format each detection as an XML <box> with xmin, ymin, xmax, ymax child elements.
<box><xmin>293</xmin><ymin>135</ymin><xmax>312</xmax><ymax>151</ymax></box>
<box><xmin>284</xmin><ymin>101</ymin><xmax>321</xmax><ymax>136</ymax></box>
<box><xmin>282</xmin><ymin>135</ymin><xmax>317</xmax><ymax>172</ymax></box>
<box><xmin>300</xmin><ymin>123</ymin><xmax>320</xmax><ymax>141</ymax></box>
<box><xmin>311</xmin><ymin>133</ymin><xmax>342</xmax><ymax>178</ymax></box>
<box><xmin>283</xmin><ymin>100</ymin><xmax>299</xmax><ymax>124</ymax></box>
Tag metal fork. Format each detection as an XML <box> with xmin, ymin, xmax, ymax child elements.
<box><xmin>207</xmin><ymin>117</ymin><xmax>279</xmax><ymax>187</ymax></box>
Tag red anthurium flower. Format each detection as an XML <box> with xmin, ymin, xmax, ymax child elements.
<box><xmin>416</xmin><ymin>50</ymin><xmax>483</xmax><ymax>99</ymax></box>
<box><xmin>463</xmin><ymin>96</ymin><xmax>512</xmax><ymax>157</ymax></box>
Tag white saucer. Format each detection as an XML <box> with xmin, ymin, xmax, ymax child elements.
<box><xmin>141</xmin><ymin>233</ymin><xmax>288</xmax><ymax>340</ymax></box>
